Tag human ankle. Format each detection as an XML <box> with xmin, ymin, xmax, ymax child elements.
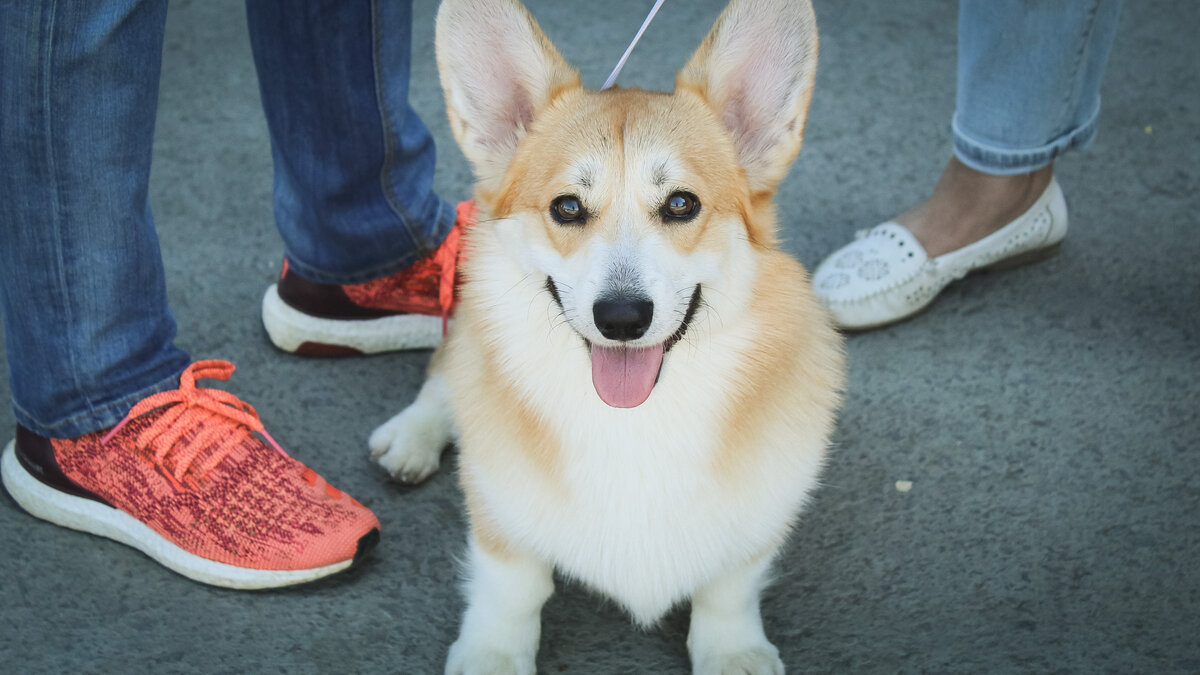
<box><xmin>897</xmin><ymin>159</ymin><xmax>1054</xmax><ymax>257</ymax></box>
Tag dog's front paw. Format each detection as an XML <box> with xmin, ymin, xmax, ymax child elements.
<box><xmin>691</xmin><ymin>644</ymin><xmax>784</xmax><ymax>675</ymax></box>
<box><xmin>445</xmin><ymin>640</ymin><xmax>535</xmax><ymax>675</ymax></box>
<box><xmin>369</xmin><ymin>404</ymin><xmax>449</xmax><ymax>484</ymax></box>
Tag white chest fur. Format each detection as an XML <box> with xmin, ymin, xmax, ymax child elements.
<box><xmin>452</xmin><ymin>269</ymin><xmax>826</xmax><ymax>625</ymax></box>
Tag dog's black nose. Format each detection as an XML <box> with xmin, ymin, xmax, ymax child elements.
<box><xmin>593</xmin><ymin>298</ymin><xmax>654</xmax><ymax>341</ymax></box>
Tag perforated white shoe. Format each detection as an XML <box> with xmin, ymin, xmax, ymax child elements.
<box><xmin>813</xmin><ymin>177</ymin><xmax>1069</xmax><ymax>331</ymax></box>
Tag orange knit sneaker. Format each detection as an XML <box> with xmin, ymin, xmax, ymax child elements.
<box><xmin>0</xmin><ymin>360</ymin><xmax>380</xmax><ymax>589</ymax></box>
<box><xmin>261</xmin><ymin>200</ymin><xmax>476</xmax><ymax>356</ymax></box>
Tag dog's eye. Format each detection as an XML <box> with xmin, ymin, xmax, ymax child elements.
<box><xmin>550</xmin><ymin>195</ymin><xmax>586</xmax><ymax>225</ymax></box>
<box><xmin>662</xmin><ymin>192</ymin><xmax>700</xmax><ymax>221</ymax></box>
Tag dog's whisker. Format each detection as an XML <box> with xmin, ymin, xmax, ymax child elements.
<box><xmin>501</xmin><ymin>273</ymin><xmax>534</xmax><ymax>302</ymax></box>
<box><xmin>695</xmin><ymin>296</ymin><xmax>723</xmax><ymax>331</ymax></box>
<box><xmin>700</xmin><ymin>285</ymin><xmax>730</xmax><ymax>302</ymax></box>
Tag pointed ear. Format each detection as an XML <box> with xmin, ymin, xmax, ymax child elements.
<box><xmin>436</xmin><ymin>0</ymin><xmax>581</xmax><ymax>189</ymax></box>
<box><xmin>676</xmin><ymin>0</ymin><xmax>818</xmax><ymax>193</ymax></box>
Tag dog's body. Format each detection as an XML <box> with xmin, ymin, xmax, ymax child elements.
<box><xmin>371</xmin><ymin>1</ymin><xmax>844</xmax><ymax>672</ymax></box>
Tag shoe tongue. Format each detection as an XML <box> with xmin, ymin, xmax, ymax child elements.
<box><xmin>590</xmin><ymin>344</ymin><xmax>664</xmax><ymax>408</ymax></box>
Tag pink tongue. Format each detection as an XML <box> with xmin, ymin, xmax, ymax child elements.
<box><xmin>590</xmin><ymin>344</ymin><xmax>665</xmax><ymax>408</ymax></box>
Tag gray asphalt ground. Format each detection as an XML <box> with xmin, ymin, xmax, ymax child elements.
<box><xmin>2</xmin><ymin>1</ymin><xmax>1198</xmax><ymax>673</ymax></box>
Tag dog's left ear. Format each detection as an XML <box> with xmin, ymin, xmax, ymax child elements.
<box><xmin>677</xmin><ymin>0</ymin><xmax>818</xmax><ymax>194</ymax></box>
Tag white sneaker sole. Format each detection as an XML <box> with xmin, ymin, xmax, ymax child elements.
<box><xmin>2</xmin><ymin>440</ymin><xmax>352</xmax><ymax>589</ymax></box>
<box><xmin>261</xmin><ymin>284</ymin><xmax>444</xmax><ymax>355</ymax></box>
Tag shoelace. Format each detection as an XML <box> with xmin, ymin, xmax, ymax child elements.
<box><xmin>101</xmin><ymin>360</ymin><xmax>288</xmax><ymax>489</ymax></box>
<box><xmin>433</xmin><ymin>201</ymin><xmax>476</xmax><ymax>336</ymax></box>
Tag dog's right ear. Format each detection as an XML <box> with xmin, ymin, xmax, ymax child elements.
<box><xmin>436</xmin><ymin>0</ymin><xmax>581</xmax><ymax>190</ymax></box>
<box><xmin>676</xmin><ymin>0</ymin><xmax>818</xmax><ymax>195</ymax></box>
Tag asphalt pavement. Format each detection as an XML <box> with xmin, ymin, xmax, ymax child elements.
<box><xmin>1</xmin><ymin>1</ymin><xmax>1197</xmax><ymax>673</ymax></box>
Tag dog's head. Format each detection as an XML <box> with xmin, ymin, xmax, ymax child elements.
<box><xmin>437</xmin><ymin>0</ymin><xmax>817</xmax><ymax>408</ymax></box>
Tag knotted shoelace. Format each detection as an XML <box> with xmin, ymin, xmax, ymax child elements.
<box><xmin>101</xmin><ymin>360</ymin><xmax>288</xmax><ymax>489</ymax></box>
<box><xmin>434</xmin><ymin>200</ymin><xmax>476</xmax><ymax>336</ymax></box>
<box><xmin>434</xmin><ymin>221</ymin><xmax>462</xmax><ymax>338</ymax></box>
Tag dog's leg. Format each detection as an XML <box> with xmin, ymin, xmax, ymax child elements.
<box><xmin>369</xmin><ymin>372</ymin><xmax>454</xmax><ymax>484</ymax></box>
<box><xmin>446</xmin><ymin>538</ymin><xmax>554</xmax><ymax>675</ymax></box>
<box><xmin>687</xmin><ymin>555</ymin><xmax>784</xmax><ymax>675</ymax></box>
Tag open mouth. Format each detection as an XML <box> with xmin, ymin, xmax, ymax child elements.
<box><xmin>547</xmin><ymin>278</ymin><xmax>702</xmax><ymax>408</ymax></box>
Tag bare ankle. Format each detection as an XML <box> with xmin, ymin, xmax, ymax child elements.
<box><xmin>897</xmin><ymin>158</ymin><xmax>1054</xmax><ymax>257</ymax></box>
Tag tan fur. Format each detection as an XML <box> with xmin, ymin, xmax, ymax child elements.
<box><xmin>712</xmin><ymin>251</ymin><xmax>844</xmax><ymax>479</ymax></box>
<box><xmin>490</xmin><ymin>87</ymin><xmax>755</xmax><ymax>256</ymax></box>
<box><xmin>441</xmin><ymin>303</ymin><xmax>564</xmax><ymax>482</ymax></box>
<box><xmin>462</xmin><ymin>484</ymin><xmax>517</xmax><ymax>560</ymax></box>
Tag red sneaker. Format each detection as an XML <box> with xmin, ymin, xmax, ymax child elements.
<box><xmin>262</xmin><ymin>201</ymin><xmax>476</xmax><ymax>356</ymax></box>
<box><xmin>0</xmin><ymin>360</ymin><xmax>380</xmax><ymax>589</ymax></box>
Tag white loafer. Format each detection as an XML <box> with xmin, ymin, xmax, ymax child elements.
<box><xmin>812</xmin><ymin>177</ymin><xmax>1069</xmax><ymax>331</ymax></box>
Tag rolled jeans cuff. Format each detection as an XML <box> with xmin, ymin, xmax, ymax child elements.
<box><xmin>13</xmin><ymin>366</ymin><xmax>186</xmax><ymax>439</ymax></box>
<box><xmin>952</xmin><ymin>102</ymin><xmax>1102</xmax><ymax>176</ymax></box>
<box><xmin>281</xmin><ymin>193</ymin><xmax>458</xmax><ymax>286</ymax></box>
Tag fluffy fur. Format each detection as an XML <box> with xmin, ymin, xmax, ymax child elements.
<box><xmin>370</xmin><ymin>1</ymin><xmax>844</xmax><ymax>673</ymax></box>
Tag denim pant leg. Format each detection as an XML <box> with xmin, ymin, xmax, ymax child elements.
<box><xmin>245</xmin><ymin>0</ymin><xmax>456</xmax><ymax>285</ymax></box>
<box><xmin>0</xmin><ymin>0</ymin><xmax>192</xmax><ymax>438</ymax></box>
<box><xmin>954</xmin><ymin>0</ymin><xmax>1123</xmax><ymax>175</ymax></box>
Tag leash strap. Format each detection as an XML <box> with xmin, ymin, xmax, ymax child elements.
<box><xmin>601</xmin><ymin>0</ymin><xmax>667</xmax><ymax>90</ymax></box>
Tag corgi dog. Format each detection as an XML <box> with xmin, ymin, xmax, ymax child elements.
<box><xmin>370</xmin><ymin>0</ymin><xmax>844</xmax><ymax>672</ymax></box>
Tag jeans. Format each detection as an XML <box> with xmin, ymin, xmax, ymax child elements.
<box><xmin>954</xmin><ymin>0</ymin><xmax>1123</xmax><ymax>175</ymax></box>
<box><xmin>0</xmin><ymin>0</ymin><xmax>454</xmax><ymax>438</ymax></box>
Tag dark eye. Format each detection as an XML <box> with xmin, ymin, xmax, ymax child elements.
<box><xmin>550</xmin><ymin>195</ymin><xmax>586</xmax><ymax>225</ymax></box>
<box><xmin>661</xmin><ymin>191</ymin><xmax>700</xmax><ymax>221</ymax></box>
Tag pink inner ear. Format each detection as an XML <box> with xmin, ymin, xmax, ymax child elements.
<box><xmin>721</xmin><ymin>42</ymin><xmax>798</xmax><ymax>164</ymax></box>
<box><xmin>487</xmin><ymin>86</ymin><xmax>533</xmax><ymax>152</ymax></box>
<box><xmin>723</xmin><ymin>90</ymin><xmax>768</xmax><ymax>164</ymax></box>
<box><xmin>466</xmin><ymin>52</ymin><xmax>537</xmax><ymax>150</ymax></box>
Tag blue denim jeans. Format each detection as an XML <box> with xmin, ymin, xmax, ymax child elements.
<box><xmin>0</xmin><ymin>0</ymin><xmax>454</xmax><ymax>438</ymax></box>
<box><xmin>954</xmin><ymin>0</ymin><xmax>1123</xmax><ymax>175</ymax></box>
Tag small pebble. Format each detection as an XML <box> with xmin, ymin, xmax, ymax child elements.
<box><xmin>895</xmin><ymin>480</ymin><xmax>913</xmax><ymax>493</ymax></box>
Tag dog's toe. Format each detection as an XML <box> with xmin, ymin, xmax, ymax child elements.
<box><xmin>693</xmin><ymin>646</ymin><xmax>784</xmax><ymax>675</ymax></box>
<box><xmin>369</xmin><ymin>407</ymin><xmax>447</xmax><ymax>483</ymax></box>
<box><xmin>445</xmin><ymin>643</ymin><xmax>534</xmax><ymax>675</ymax></box>
<box><xmin>374</xmin><ymin>438</ymin><xmax>442</xmax><ymax>484</ymax></box>
<box><xmin>367</xmin><ymin>424</ymin><xmax>396</xmax><ymax>460</ymax></box>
